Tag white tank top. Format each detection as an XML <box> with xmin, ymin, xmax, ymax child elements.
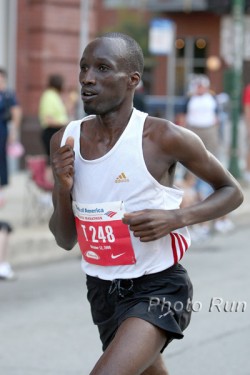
<box><xmin>61</xmin><ymin>108</ymin><xmax>191</xmax><ymax>280</ymax></box>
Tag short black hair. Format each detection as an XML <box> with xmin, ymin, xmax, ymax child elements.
<box><xmin>47</xmin><ymin>74</ymin><xmax>64</xmax><ymax>92</ymax></box>
<box><xmin>101</xmin><ymin>32</ymin><xmax>144</xmax><ymax>76</ymax></box>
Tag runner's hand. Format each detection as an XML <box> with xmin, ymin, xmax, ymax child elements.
<box><xmin>122</xmin><ymin>209</ymin><xmax>179</xmax><ymax>242</ymax></box>
<box><xmin>51</xmin><ymin>136</ymin><xmax>75</xmax><ymax>191</ymax></box>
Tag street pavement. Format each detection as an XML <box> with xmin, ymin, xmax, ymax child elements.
<box><xmin>0</xmin><ymin>171</ymin><xmax>250</xmax><ymax>374</ymax></box>
<box><xmin>0</xmin><ymin>171</ymin><xmax>78</xmax><ymax>268</ymax></box>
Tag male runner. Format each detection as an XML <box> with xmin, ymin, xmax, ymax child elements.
<box><xmin>49</xmin><ymin>33</ymin><xmax>243</xmax><ymax>375</ymax></box>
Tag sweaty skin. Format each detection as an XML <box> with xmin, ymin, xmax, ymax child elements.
<box><xmin>48</xmin><ymin>36</ymin><xmax>244</xmax><ymax>375</ymax></box>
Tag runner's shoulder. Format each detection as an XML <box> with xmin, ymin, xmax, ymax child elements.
<box><xmin>145</xmin><ymin>115</ymin><xmax>190</xmax><ymax>143</ymax></box>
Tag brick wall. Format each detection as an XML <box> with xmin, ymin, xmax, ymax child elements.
<box><xmin>16</xmin><ymin>0</ymin><xmax>82</xmax><ymax>157</ymax></box>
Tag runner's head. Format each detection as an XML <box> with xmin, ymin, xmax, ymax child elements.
<box><xmin>99</xmin><ymin>32</ymin><xmax>144</xmax><ymax>77</ymax></box>
<box><xmin>79</xmin><ymin>33</ymin><xmax>144</xmax><ymax>115</ymax></box>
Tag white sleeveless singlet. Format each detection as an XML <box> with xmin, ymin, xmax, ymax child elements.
<box><xmin>61</xmin><ymin>108</ymin><xmax>191</xmax><ymax>280</ymax></box>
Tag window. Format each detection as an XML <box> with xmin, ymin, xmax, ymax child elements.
<box><xmin>175</xmin><ymin>36</ymin><xmax>208</xmax><ymax>95</ymax></box>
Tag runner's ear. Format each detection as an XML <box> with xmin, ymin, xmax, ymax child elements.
<box><xmin>65</xmin><ymin>136</ymin><xmax>74</xmax><ymax>149</ymax></box>
<box><xmin>129</xmin><ymin>72</ymin><xmax>140</xmax><ymax>89</ymax></box>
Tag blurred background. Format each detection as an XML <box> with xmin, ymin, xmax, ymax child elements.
<box><xmin>0</xmin><ymin>0</ymin><xmax>249</xmax><ymax>175</ymax></box>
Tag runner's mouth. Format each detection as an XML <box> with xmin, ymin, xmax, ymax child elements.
<box><xmin>81</xmin><ymin>90</ymin><xmax>98</xmax><ymax>99</ymax></box>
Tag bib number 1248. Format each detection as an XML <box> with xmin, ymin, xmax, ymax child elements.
<box><xmin>80</xmin><ymin>224</ymin><xmax>115</xmax><ymax>243</ymax></box>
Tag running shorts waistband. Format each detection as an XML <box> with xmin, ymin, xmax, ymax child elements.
<box><xmin>86</xmin><ymin>264</ymin><xmax>178</xmax><ymax>286</ymax></box>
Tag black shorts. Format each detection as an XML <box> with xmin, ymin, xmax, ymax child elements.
<box><xmin>86</xmin><ymin>263</ymin><xmax>193</xmax><ymax>352</ymax></box>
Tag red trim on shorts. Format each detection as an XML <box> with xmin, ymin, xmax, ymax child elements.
<box><xmin>170</xmin><ymin>232</ymin><xmax>189</xmax><ymax>263</ymax></box>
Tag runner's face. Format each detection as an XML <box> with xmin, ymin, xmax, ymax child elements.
<box><xmin>79</xmin><ymin>38</ymin><xmax>130</xmax><ymax>115</ymax></box>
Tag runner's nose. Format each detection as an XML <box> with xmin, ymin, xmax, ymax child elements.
<box><xmin>80</xmin><ymin>67</ymin><xmax>96</xmax><ymax>85</ymax></box>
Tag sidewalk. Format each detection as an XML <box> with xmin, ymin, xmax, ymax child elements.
<box><xmin>1</xmin><ymin>171</ymin><xmax>250</xmax><ymax>269</ymax></box>
<box><xmin>0</xmin><ymin>171</ymin><xmax>78</xmax><ymax>268</ymax></box>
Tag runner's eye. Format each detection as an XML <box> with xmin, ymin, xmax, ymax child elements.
<box><xmin>99</xmin><ymin>65</ymin><xmax>109</xmax><ymax>72</ymax></box>
<box><xmin>80</xmin><ymin>65</ymin><xmax>88</xmax><ymax>72</ymax></box>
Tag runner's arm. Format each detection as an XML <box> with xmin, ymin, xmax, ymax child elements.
<box><xmin>171</xmin><ymin>124</ymin><xmax>243</xmax><ymax>224</ymax></box>
<box><xmin>123</xmin><ymin>122</ymin><xmax>244</xmax><ymax>242</ymax></box>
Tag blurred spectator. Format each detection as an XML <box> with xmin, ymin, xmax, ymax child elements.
<box><xmin>179</xmin><ymin>170</ymin><xmax>198</xmax><ymax>208</ymax></box>
<box><xmin>175</xmin><ymin>169</ymin><xmax>211</xmax><ymax>241</ymax></box>
<box><xmin>183</xmin><ymin>74</ymin><xmax>220</xmax><ymax>201</ymax></box>
<box><xmin>0</xmin><ymin>68</ymin><xmax>22</xmax><ymax>206</ymax></box>
<box><xmin>242</xmin><ymin>82</ymin><xmax>250</xmax><ymax>182</ymax></box>
<box><xmin>0</xmin><ymin>221</ymin><xmax>15</xmax><ymax>280</ymax></box>
<box><xmin>39</xmin><ymin>74</ymin><xmax>68</xmax><ymax>159</ymax></box>
<box><xmin>38</xmin><ymin>74</ymin><xmax>77</xmax><ymax>182</ymax></box>
<box><xmin>184</xmin><ymin>74</ymin><xmax>220</xmax><ymax>158</ymax></box>
<box><xmin>183</xmin><ymin>74</ymin><xmax>234</xmax><ymax>234</ymax></box>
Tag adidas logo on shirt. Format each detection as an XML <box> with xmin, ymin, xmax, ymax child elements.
<box><xmin>115</xmin><ymin>172</ymin><xmax>129</xmax><ymax>183</ymax></box>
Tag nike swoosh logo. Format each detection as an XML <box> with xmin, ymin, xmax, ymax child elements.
<box><xmin>111</xmin><ymin>252</ymin><xmax>126</xmax><ymax>259</ymax></box>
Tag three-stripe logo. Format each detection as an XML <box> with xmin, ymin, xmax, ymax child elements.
<box><xmin>115</xmin><ymin>172</ymin><xmax>129</xmax><ymax>183</ymax></box>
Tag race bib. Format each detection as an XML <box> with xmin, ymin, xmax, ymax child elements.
<box><xmin>72</xmin><ymin>201</ymin><xmax>136</xmax><ymax>266</ymax></box>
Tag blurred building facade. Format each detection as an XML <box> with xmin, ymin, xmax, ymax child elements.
<box><xmin>1</xmin><ymin>0</ymin><xmax>250</xmax><ymax>158</ymax></box>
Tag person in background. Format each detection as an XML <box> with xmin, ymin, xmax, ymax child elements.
<box><xmin>184</xmin><ymin>74</ymin><xmax>220</xmax><ymax>158</ymax></box>
<box><xmin>38</xmin><ymin>74</ymin><xmax>68</xmax><ymax>182</ymax></box>
<box><xmin>49</xmin><ymin>33</ymin><xmax>243</xmax><ymax>375</ymax></box>
<box><xmin>242</xmin><ymin>82</ymin><xmax>250</xmax><ymax>183</ymax></box>
<box><xmin>39</xmin><ymin>74</ymin><xmax>79</xmax><ymax>183</ymax></box>
<box><xmin>0</xmin><ymin>68</ymin><xmax>22</xmax><ymax>206</ymax></box>
<box><xmin>0</xmin><ymin>221</ymin><xmax>15</xmax><ymax>280</ymax></box>
<box><xmin>175</xmin><ymin>170</ymin><xmax>205</xmax><ymax>242</ymax></box>
<box><xmin>184</xmin><ymin>74</ymin><xmax>234</xmax><ymax>234</ymax></box>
